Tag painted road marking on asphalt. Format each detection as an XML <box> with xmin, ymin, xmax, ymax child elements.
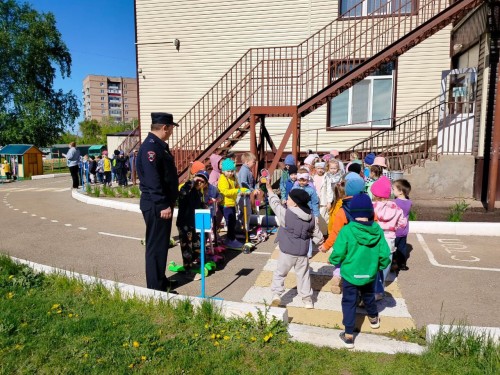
<box><xmin>22</xmin><ymin>211</ymin><xmax>27</xmax><ymax>213</ymax></box>
<box><xmin>437</xmin><ymin>238</ymin><xmax>479</xmax><ymax>262</ymax></box>
<box><xmin>98</xmin><ymin>232</ymin><xmax>142</xmax><ymax>241</ymax></box>
<box><xmin>78</xmin><ymin>227</ymin><xmax>87</xmax><ymax>230</ymax></box>
<box><xmin>251</xmin><ymin>251</ymin><xmax>272</xmax><ymax>255</ymax></box>
<box><xmin>31</xmin><ymin>214</ymin><xmax>36</xmax><ymax>217</ymax></box>
<box><xmin>54</xmin><ymin>188</ymin><xmax>71</xmax><ymax>192</ymax></box>
<box><xmin>40</xmin><ymin>217</ymin><xmax>46</xmax><ymax>220</ymax></box>
<box><xmin>416</xmin><ymin>234</ymin><xmax>500</xmax><ymax>272</ymax></box>
<box><xmin>65</xmin><ymin>224</ymin><xmax>72</xmax><ymax>227</ymax></box>
<box><xmin>51</xmin><ymin>220</ymin><xmax>58</xmax><ymax>223</ymax></box>
<box><xmin>14</xmin><ymin>209</ymin><xmax>19</xmax><ymax>211</ymax></box>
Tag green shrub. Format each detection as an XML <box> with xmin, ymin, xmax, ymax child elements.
<box><xmin>447</xmin><ymin>199</ymin><xmax>469</xmax><ymax>222</ymax></box>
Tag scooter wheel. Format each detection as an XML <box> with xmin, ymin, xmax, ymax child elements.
<box><xmin>243</xmin><ymin>244</ymin><xmax>253</xmax><ymax>254</ymax></box>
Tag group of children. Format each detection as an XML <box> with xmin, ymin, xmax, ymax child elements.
<box><xmin>270</xmin><ymin>150</ymin><xmax>413</xmax><ymax>349</ymax></box>
<box><xmin>175</xmin><ymin>149</ymin><xmax>413</xmax><ymax>349</ymax></box>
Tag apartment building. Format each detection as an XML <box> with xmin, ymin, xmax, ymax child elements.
<box><xmin>82</xmin><ymin>75</ymin><xmax>138</xmax><ymax>123</ymax></box>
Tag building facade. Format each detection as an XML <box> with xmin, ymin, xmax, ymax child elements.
<box><xmin>82</xmin><ymin>75</ymin><xmax>138</xmax><ymax>123</ymax></box>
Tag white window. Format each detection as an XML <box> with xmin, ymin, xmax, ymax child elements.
<box><xmin>101</xmin><ymin>104</ymin><xmax>104</xmax><ymax>108</ymax></box>
<box><xmin>124</xmin><ymin>98</ymin><xmax>128</xmax><ymax>102</ymax></box>
<box><xmin>125</xmin><ymin>104</ymin><xmax>128</xmax><ymax>108</ymax></box>
<box><xmin>101</xmin><ymin>110</ymin><xmax>106</xmax><ymax>114</ymax></box>
<box><xmin>340</xmin><ymin>0</ymin><xmax>414</xmax><ymax>17</ymax></box>
<box><xmin>329</xmin><ymin>61</ymin><xmax>395</xmax><ymax>129</ymax></box>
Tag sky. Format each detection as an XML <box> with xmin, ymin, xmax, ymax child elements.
<box><xmin>26</xmin><ymin>0</ymin><xmax>137</xmax><ymax>131</ymax></box>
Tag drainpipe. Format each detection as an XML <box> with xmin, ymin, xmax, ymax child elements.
<box><xmin>487</xmin><ymin>59</ymin><xmax>500</xmax><ymax>211</ymax></box>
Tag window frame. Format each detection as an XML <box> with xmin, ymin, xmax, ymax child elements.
<box><xmin>338</xmin><ymin>0</ymin><xmax>419</xmax><ymax>19</ymax></box>
<box><xmin>326</xmin><ymin>58</ymin><xmax>398</xmax><ymax>131</ymax></box>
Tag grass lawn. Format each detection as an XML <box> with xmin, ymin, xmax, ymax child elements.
<box><xmin>0</xmin><ymin>255</ymin><xmax>498</xmax><ymax>374</ymax></box>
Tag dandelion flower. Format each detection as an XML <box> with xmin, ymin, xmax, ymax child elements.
<box><xmin>223</xmin><ymin>336</ymin><xmax>230</xmax><ymax>340</ymax></box>
<box><xmin>56</xmin><ymin>309</ymin><xmax>62</xmax><ymax>314</ymax></box>
<box><xmin>128</xmin><ymin>363</ymin><xmax>134</xmax><ymax>368</ymax></box>
<box><xmin>204</xmin><ymin>323</ymin><xmax>209</xmax><ymax>329</ymax></box>
<box><xmin>8</xmin><ymin>275</ymin><xmax>14</xmax><ymax>280</ymax></box>
<box><xmin>141</xmin><ymin>356</ymin><xmax>147</xmax><ymax>361</ymax></box>
<box><xmin>68</xmin><ymin>314</ymin><xmax>73</xmax><ymax>318</ymax></box>
<box><xmin>7</xmin><ymin>292</ymin><xmax>14</xmax><ymax>299</ymax></box>
<box><xmin>83</xmin><ymin>353</ymin><xmax>89</xmax><ymax>358</ymax></box>
<box><xmin>51</xmin><ymin>304</ymin><xmax>60</xmax><ymax>310</ymax></box>
<box><xmin>250</xmin><ymin>337</ymin><xmax>256</xmax><ymax>342</ymax></box>
<box><xmin>216</xmin><ymin>334</ymin><xmax>221</xmax><ymax>339</ymax></box>
<box><xmin>133</xmin><ymin>341</ymin><xmax>140</xmax><ymax>348</ymax></box>
<box><xmin>213</xmin><ymin>341</ymin><xmax>220</xmax><ymax>346</ymax></box>
<box><xmin>210</xmin><ymin>333</ymin><xmax>216</xmax><ymax>340</ymax></box>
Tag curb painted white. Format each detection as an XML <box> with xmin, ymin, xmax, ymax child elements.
<box><xmin>32</xmin><ymin>173</ymin><xmax>70</xmax><ymax>180</ymax></box>
<box><xmin>71</xmin><ymin>192</ymin><xmax>500</xmax><ymax>237</ymax></box>
<box><xmin>289</xmin><ymin>323</ymin><xmax>425</xmax><ymax>354</ymax></box>
<box><xmin>410</xmin><ymin>221</ymin><xmax>500</xmax><ymax>236</ymax></box>
<box><xmin>9</xmin><ymin>256</ymin><xmax>287</xmax><ymax>324</ymax></box>
<box><xmin>426</xmin><ymin>324</ymin><xmax>500</xmax><ymax>343</ymax></box>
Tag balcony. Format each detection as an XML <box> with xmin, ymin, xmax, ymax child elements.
<box><xmin>108</xmin><ymin>89</ymin><xmax>122</xmax><ymax>94</ymax></box>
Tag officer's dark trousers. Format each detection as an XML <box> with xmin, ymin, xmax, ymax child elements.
<box><xmin>142</xmin><ymin>203</ymin><xmax>172</xmax><ymax>291</ymax></box>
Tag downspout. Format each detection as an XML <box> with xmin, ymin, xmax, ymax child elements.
<box><xmin>487</xmin><ymin>59</ymin><xmax>500</xmax><ymax>210</ymax></box>
<box><xmin>133</xmin><ymin>0</ymin><xmax>141</xmax><ymax>144</ymax></box>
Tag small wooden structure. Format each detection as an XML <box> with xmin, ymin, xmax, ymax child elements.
<box><xmin>0</xmin><ymin>144</ymin><xmax>43</xmax><ymax>179</ymax></box>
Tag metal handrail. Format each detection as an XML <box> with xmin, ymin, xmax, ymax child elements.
<box><xmin>169</xmin><ymin>0</ymin><xmax>481</xmax><ymax>173</ymax></box>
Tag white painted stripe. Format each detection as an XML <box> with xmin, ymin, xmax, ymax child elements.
<box><xmin>242</xmin><ymin>286</ymin><xmax>412</xmax><ymax>318</ymax></box>
<box><xmin>16</xmin><ymin>188</ymin><xmax>36</xmax><ymax>191</ymax></box>
<box><xmin>98</xmin><ymin>232</ymin><xmax>143</xmax><ymax>241</ymax></box>
<box><xmin>40</xmin><ymin>217</ymin><xmax>46</xmax><ymax>220</ymax></box>
<box><xmin>65</xmin><ymin>224</ymin><xmax>72</xmax><ymax>227</ymax></box>
<box><xmin>51</xmin><ymin>220</ymin><xmax>58</xmax><ymax>223</ymax></box>
<box><xmin>78</xmin><ymin>227</ymin><xmax>87</xmax><ymax>230</ymax></box>
<box><xmin>411</xmin><ymin>221</ymin><xmax>500</xmax><ymax>237</ymax></box>
<box><xmin>251</xmin><ymin>251</ymin><xmax>272</xmax><ymax>255</ymax></box>
<box><xmin>14</xmin><ymin>208</ymin><xmax>19</xmax><ymax>211</ymax></box>
<box><xmin>416</xmin><ymin>234</ymin><xmax>500</xmax><ymax>272</ymax></box>
<box><xmin>31</xmin><ymin>214</ymin><xmax>37</xmax><ymax>216</ymax></box>
<box><xmin>36</xmin><ymin>188</ymin><xmax>57</xmax><ymax>191</ymax></box>
<box><xmin>264</xmin><ymin>259</ymin><xmax>335</xmax><ymax>276</ymax></box>
<box><xmin>22</xmin><ymin>211</ymin><xmax>27</xmax><ymax>214</ymax></box>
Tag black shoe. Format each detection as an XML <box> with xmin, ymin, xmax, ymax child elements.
<box><xmin>339</xmin><ymin>332</ymin><xmax>354</xmax><ymax>349</ymax></box>
<box><xmin>399</xmin><ymin>264</ymin><xmax>409</xmax><ymax>271</ymax></box>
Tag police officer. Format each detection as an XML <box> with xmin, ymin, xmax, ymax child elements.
<box><xmin>137</xmin><ymin>112</ymin><xmax>179</xmax><ymax>291</ymax></box>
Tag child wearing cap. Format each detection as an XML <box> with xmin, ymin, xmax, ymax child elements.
<box><xmin>392</xmin><ymin>179</ymin><xmax>412</xmax><ymax>271</ymax></box>
<box><xmin>282</xmin><ymin>164</ymin><xmax>298</xmax><ymax>203</ymax></box>
<box><xmin>370</xmin><ymin>176</ymin><xmax>407</xmax><ymax>299</ymax></box>
<box><xmin>363</xmin><ymin>152</ymin><xmax>376</xmax><ymax>179</ymax></box>
<box><xmin>313</xmin><ymin>161</ymin><xmax>330</xmax><ymax>224</ymax></box>
<box><xmin>330</xmin><ymin>193</ymin><xmax>391</xmax><ymax>349</ymax></box>
<box><xmin>319</xmin><ymin>174</ymin><xmax>365</xmax><ymax>294</ymax></box>
<box><xmin>266</xmin><ymin>179</ymin><xmax>324</xmax><ymax>309</ymax></box>
<box><xmin>217</xmin><ymin>158</ymin><xmax>248</xmax><ymax>249</ymax></box>
<box><xmin>280</xmin><ymin>154</ymin><xmax>296</xmax><ymax>204</ymax></box>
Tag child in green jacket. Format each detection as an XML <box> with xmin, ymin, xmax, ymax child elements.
<box><xmin>329</xmin><ymin>193</ymin><xmax>391</xmax><ymax>349</ymax></box>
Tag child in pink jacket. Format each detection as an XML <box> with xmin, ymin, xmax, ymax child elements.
<box><xmin>370</xmin><ymin>176</ymin><xmax>407</xmax><ymax>299</ymax></box>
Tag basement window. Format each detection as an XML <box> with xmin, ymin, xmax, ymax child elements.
<box><xmin>328</xmin><ymin>60</ymin><xmax>396</xmax><ymax>130</ymax></box>
<box><xmin>340</xmin><ymin>0</ymin><xmax>415</xmax><ymax>18</ymax></box>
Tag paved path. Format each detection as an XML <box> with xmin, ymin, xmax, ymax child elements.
<box><xmin>1</xmin><ymin>177</ymin><xmax>499</xmax><ymax>332</ymax></box>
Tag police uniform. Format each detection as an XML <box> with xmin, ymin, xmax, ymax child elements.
<box><xmin>137</xmin><ymin>113</ymin><xmax>179</xmax><ymax>291</ymax></box>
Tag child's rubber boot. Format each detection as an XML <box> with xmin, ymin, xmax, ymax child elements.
<box><xmin>330</xmin><ymin>276</ymin><xmax>342</xmax><ymax>294</ymax></box>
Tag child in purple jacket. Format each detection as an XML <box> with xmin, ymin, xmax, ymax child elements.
<box><xmin>393</xmin><ymin>179</ymin><xmax>412</xmax><ymax>271</ymax></box>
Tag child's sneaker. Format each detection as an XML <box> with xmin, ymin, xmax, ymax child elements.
<box><xmin>302</xmin><ymin>297</ymin><xmax>314</xmax><ymax>309</ymax></box>
<box><xmin>368</xmin><ymin>316</ymin><xmax>380</xmax><ymax>329</ymax></box>
<box><xmin>330</xmin><ymin>276</ymin><xmax>342</xmax><ymax>294</ymax></box>
<box><xmin>271</xmin><ymin>294</ymin><xmax>281</xmax><ymax>307</ymax></box>
<box><xmin>339</xmin><ymin>332</ymin><xmax>354</xmax><ymax>349</ymax></box>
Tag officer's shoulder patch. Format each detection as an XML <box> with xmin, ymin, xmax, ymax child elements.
<box><xmin>147</xmin><ymin>151</ymin><xmax>156</xmax><ymax>162</ymax></box>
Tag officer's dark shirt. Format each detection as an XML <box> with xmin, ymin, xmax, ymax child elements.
<box><xmin>137</xmin><ymin>132</ymin><xmax>179</xmax><ymax>210</ymax></box>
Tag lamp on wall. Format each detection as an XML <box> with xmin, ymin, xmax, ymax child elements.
<box><xmin>453</xmin><ymin>43</ymin><xmax>464</xmax><ymax>52</ymax></box>
<box><xmin>135</xmin><ymin>39</ymin><xmax>181</xmax><ymax>52</ymax></box>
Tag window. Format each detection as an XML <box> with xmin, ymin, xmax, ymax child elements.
<box><xmin>99</xmin><ymin>82</ymin><xmax>104</xmax><ymax>87</ymax></box>
<box><xmin>101</xmin><ymin>110</ymin><xmax>106</xmax><ymax>114</ymax></box>
<box><xmin>124</xmin><ymin>91</ymin><xmax>128</xmax><ymax>94</ymax></box>
<box><xmin>101</xmin><ymin>96</ymin><xmax>104</xmax><ymax>101</ymax></box>
<box><xmin>125</xmin><ymin>104</ymin><xmax>128</xmax><ymax>108</ymax></box>
<box><xmin>124</xmin><ymin>84</ymin><xmax>127</xmax><ymax>88</ymax></box>
<box><xmin>329</xmin><ymin>61</ymin><xmax>395</xmax><ymax>129</ymax></box>
<box><xmin>340</xmin><ymin>0</ymin><xmax>414</xmax><ymax>17</ymax></box>
<box><xmin>100</xmin><ymin>89</ymin><xmax>105</xmax><ymax>94</ymax></box>
<box><xmin>124</xmin><ymin>98</ymin><xmax>128</xmax><ymax>102</ymax></box>
<box><xmin>101</xmin><ymin>104</ymin><xmax>104</xmax><ymax>108</ymax></box>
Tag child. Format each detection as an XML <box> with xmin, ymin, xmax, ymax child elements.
<box><xmin>102</xmin><ymin>152</ymin><xmax>112</xmax><ymax>186</ymax></box>
<box><xmin>393</xmin><ymin>179</ymin><xmax>412</xmax><ymax>271</ymax></box>
<box><xmin>370</xmin><ymin>176</ymin><xmax>407</xmax><ymax>299</ymax></box>
<box><xmin>283</xmin><ymin>164</ymin><xmax>298</xmax><ymax>202</ymax></box>
<box><xmin>267</xmin><ymin>180</ymin><xmax>324</xmax><ymax>309</ymax></box>
<box><xmin>365</xmin><ymin>165</ymin><xmax>383</xmax><ymax>200</ymax></box>
<box><xmin>329</xmin><ymin>193</ymin><xmax>391</xmax><ymax>349</ymax></box>
<box><xmin>330</xmin><ymin>149</ymin><xmax>345</xmax><ymax>173</ymax></box>
<box><xmin>363</xmin><ymin>152</ymin><xmax>376</xmax><ymax>179</ymax></box>
<box><xmin>325</xmin><ymin>159</ymin><xmax>344</xmax><ymax>215</ymax></box>
<box><xmin>89</xmin><ymin>156</ymin><xmax>97</xmax><ymax>184</ymax></box>
<box><xmin>208</xmin><ymin>153</ymin><xmax>224</xmax><ymax>231</ymax></box>
<box><xmin>313</xmin><ymin>161</ymin><xmax>329</xmax><ymax>224</ymax></box>
<box><xmin>327</xmin><ymin>182</ymin><xmax>346</xmax><ymax>235</ymax></box>
<box><xmin>280</xmin><ymin>154</ymin><xmax>296</xmax><ymax>204</ymax></box>
<box><xmin>372</xmin><ymin>156</ymin><xmax>393</xmax><ymax>181</ymax></box>
<box><xmin>176</xmin><ymin>171</ymin><xmax>209</xmax><ymax>271</ymax></box>
<box><xmin>291</xmin><ymin>167</ymin><xmax>320</xmax><ymax>219</ymax></box>
<box><xmin>237</xmin><ymin>152</ymin><xmax>260</xmax><ymax>233</ymax></box>
<box><xmin>319</xmin><ymin>175</ymin><xmax>365</xmax><ymax>294</ymax></box>
<box><xmin>217</xmin><ymin>158</ymin><xmax>248</xmax><ymax>249</ymax></box>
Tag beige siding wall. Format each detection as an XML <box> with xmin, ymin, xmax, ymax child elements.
<box><xmin>136</xmin><ymin>1</ymin><xmax>452</xmax><ymax>152</ymax></box>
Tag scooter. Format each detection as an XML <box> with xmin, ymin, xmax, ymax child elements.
<box><xmin>241</xmin><ymin>192</ymin><xmax>255</xmax><ymax>254</ymax></box>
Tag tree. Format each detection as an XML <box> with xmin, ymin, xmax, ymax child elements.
<box><xmin>79</xmin><ymin>119</ymin><xmax>101</xmax><ymax>144</ymax></box>
<box><xmin>0</xmin><ymin>0</ymin><xmax>79</xmax><ymax>147</ymax></box>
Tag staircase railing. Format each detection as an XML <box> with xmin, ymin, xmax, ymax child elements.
<box><xmin>171</xmin><ymin>0</ymin><xmax>481</xmax><ymax>174</ymax></box>
<box><xmin>350</xmin><ymin>96</ymin><xmax>476</xmax><ymax>171</ymax></box>
<box><xmin>117</xmin><ymin>126</ymin><xmax>140</xmax><ymax>155</ymax></box>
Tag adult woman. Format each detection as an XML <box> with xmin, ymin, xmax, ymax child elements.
<box><xmin>63</xmin><ymin>142</ymin><xmax>81</xmax><ymax>188</ymax></box>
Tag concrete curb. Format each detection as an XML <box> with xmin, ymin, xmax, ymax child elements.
<box><xmin>71</xmin><ymin>191</ymin><xmax>500</xmax><ymax>236</ymax></box>
<box><xmin>9</xmin><ymin>255</ymin><xmax>426</xmax><ymax>355</ymax></box>
<box><xmin>9</xmin><ymin>256</ymin><xmax>287</xmax><ymax>324</ymax></box>
<box><xmin>32</xmin><ymin>173</ymin><xmax>70</xmax><ymax>180</ymax></box>
<box><xmin>289</xmin><ymin>323</ymin><xmax>425</xmax><ymax>354</ymax></box>
<box><xmin>410</xmin><ymin>221</ymin><xmax>500</xmax><ymax>236</ymax></box>
<box><xmin>426</xmin><ymin>324</ymin><xmax>500</xmax><ymax>343</ymax></box>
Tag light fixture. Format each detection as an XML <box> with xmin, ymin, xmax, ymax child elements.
<box><xmin>453</xmin><ymin>43</ymin><xmax>463</xmax><ymax>52</ymax></box>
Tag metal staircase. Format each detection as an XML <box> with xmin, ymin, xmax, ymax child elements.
<box><xmin>168</xmin><ymin>0</ymin><xmax>483</xmax><ymax>181</ymax></box>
